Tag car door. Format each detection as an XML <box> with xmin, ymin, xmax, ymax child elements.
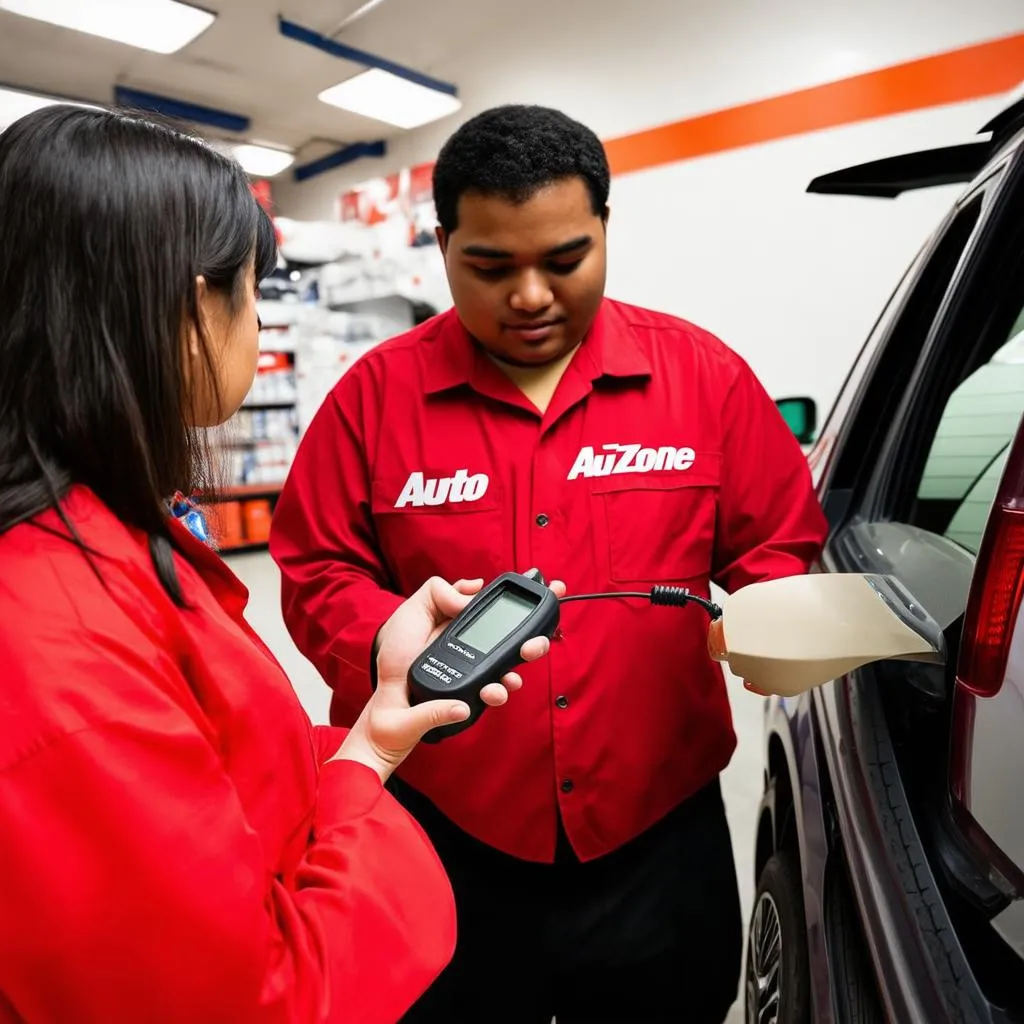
<box><xmin>809</xmin><ymin>131</ymin><xmax>1024</xmax><ymax>1024</ymax></box>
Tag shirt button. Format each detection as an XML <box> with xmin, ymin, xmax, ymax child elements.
<box><xmin>535</xmin><ymin>513</ymin><xmax>550</xmax><ymax>527</ymax></box>
<box><xmin>561</xmin><ymin>779</ymin><xmax>574</xmax><ymax>794</ymax></box>
<box><xmin>555</xmin><ymin>695</ymin><xmax>569</xmax><ymax>709</ymax></box>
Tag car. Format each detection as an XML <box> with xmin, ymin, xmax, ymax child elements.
<box><xmin>747</xmin><ymin>88</ymin><xmax>1024</xmax><ymax>1024</ymax></box>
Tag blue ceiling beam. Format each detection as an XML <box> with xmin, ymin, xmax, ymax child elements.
<box><xmin>113</xmin><ymin>85</ymin><xmax>250</xmax><ymax>133</ymax></box>
<box><xmin>293</xmin><ymin>140</ymin><xmax>387</xmax><ymax>183</ymax></box>
<box><xmin>278</xmin><ymin>16</ymin><xmax>457</xmax><ymax>97</ymax></box>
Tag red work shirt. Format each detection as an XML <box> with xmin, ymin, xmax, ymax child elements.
<box><xmin>0</xmin><ymin>488</ymin><xmax>454</xmax><ymax>1024</ymax></box>
<box><xmin>271</xmin><ymin>298</ymin><xmax>827</xmax><ymax>864</ymax></box>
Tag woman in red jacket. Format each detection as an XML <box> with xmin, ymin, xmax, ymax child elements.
<box><xmin>0</xmin><ymin>105</ymin><xmax>558</xmax><ymax>1023</ymax></box>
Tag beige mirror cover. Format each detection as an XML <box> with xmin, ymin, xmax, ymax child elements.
<box><xmin>716</xmin><ymin>573</ymin><xmax>945</xmax><ymax>697</ymax></box>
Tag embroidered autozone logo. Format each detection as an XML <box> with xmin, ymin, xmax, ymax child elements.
<box><xmin>567</xmin><ymin>444</ymin><xmax>696</xmax><ymax>480</ymax></box>
<box><xmin>395</xmin><ymin>470</ymin><xmax>490</xmax><ymax>508</ymax></box>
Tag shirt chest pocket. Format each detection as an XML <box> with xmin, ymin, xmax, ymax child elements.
<box><xmin>590</xmin><ymin>457</ymin><xmax>721</xmax><ymax>584</ymax></box>
<box><xmin>371</xmin><ymin>474</ymin><xmax>511</xmax><ymax>593</ymax></box>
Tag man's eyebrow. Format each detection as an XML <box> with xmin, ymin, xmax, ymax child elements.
<box><xmin>461</xmin><ymin>244</ymin><xmax>513</xmax><ymax>258</ymax></box>
<box><xmin>544</xmin><ymin>235</ymin><xmax>592</xmax><ymax>257</ymax></box>
<box><xmin>461</xmin><ymin>235</ymin><xmax>593</xmax><ymax>259</ymax></box>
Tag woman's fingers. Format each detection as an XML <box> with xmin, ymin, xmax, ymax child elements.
<box><xmin>519</xmin><ymin>636</ymin><xmax>551</xmax><ymax>662</ymax></box>
<box><xmin>404</xmin><ymin>698</ymin><xmax>472</xmax><ymax>741</ymax></box>
<box><xmin>548</xmin><ymin>579</ymin><xmax>567</xmax><ymax>599</ymax></box>
<box><xmin>480</xmin><ymin>683</ymin><xmax>510</xmax><ymax>707</ymax></box>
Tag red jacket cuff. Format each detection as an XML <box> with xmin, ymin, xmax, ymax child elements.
<box><xmin>313</xmin><ymin>725</ymin><xmax>350</xmax><ymax>765</ymax></box>
<box><xmin>315</xmin><ymin>758</ymin><xmax>385</xmax><ymax>831</ymax></box>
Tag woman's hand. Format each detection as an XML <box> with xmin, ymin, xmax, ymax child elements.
<box><xmin>334</xmin><ymin>575</ymin><xmax>565</xmax><ymax>783</ymax></box>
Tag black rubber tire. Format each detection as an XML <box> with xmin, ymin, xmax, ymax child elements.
<box><xmin>826</xmin><ymin>860</ymin><xmax>885</xmax><ymax>1024</ymax></box>
<box><xmin>745</xmin><ymin>850</ymin><xmax>811</xmax><ymax>1024</ymax></box>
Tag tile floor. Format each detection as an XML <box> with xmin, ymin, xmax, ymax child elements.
<box><xmin>231</xmin><ymin>551</ymin><xmax>758</xmax><ymax>1024</ymax></box>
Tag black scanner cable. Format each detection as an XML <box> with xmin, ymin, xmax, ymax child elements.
<box><xmin>557</xmin><ymin>586</ymin><xmax>723</xmax><ymax>620</ymax></box>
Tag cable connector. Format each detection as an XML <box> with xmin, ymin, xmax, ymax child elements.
<box><xmin>558</xmin><ymin>585</ymin><xmax>722</xmax><ymax>619</ymax></box>
<box><xmin>650</xmin><ymin>586</ymin><xmax>723</xmax><ymax>620</ymax></box>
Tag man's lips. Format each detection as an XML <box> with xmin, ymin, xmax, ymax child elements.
<box><xmin>502</xmin><ymin>318</ymin><xmax>565</xmax><ymax>341</ymax></box>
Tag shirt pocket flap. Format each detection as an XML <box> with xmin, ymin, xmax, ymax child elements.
<box><xmin>590</xmin><ymin>453</ymin><xmax>721</xmax><ymax>583</ymax></box>
<box><xmin>369</xmin><ymin>474</ymin><xmax>508</xmax><ymax>593</ymax></box>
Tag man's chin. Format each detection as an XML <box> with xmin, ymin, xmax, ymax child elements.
<box><xmin>485</xmin><ymin>338</ymin><xmax>576</xmax><ymax>368</ymax></box>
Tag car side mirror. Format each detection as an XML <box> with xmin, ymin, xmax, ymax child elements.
<box><xmin>776</xmin><ymin>396</ymin><xmax>817</xmax><ymax>445</ymax></box>
<box><xmin>708</xmin><ymin>573</ymin><xmax>946</xmax><ymax>696</ymax></box>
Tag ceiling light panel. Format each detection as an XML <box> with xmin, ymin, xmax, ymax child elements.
<box><xmin>232</xmin><ymin>144</ymin><xmax>295</xmax><ymax>178</ymax></box>
<box><xmin>318</xmin><ymin>68</ymin><xmax>462</xmax><ymax>130</ymax></box>
<box><xmin>0</xmin><ymin>0</ymin><xmax>215</xmax><ymax>55</ymax></box>
<box><xmin>0</xmin><ymin>85</ymin><xmax>97</xmax><ymax>132</ymax></box>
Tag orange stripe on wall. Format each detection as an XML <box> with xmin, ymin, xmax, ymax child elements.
<box><xmin>604</xmin><ymin>32</ymin><xmax>1024</xmax><ymax>176</ymax></box>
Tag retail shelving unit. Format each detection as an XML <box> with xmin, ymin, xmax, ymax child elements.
<box><xmin>199</xmin><ymin>294</ymin><xmax>302</xmax><ymax>554</ymax></box>
<box><xmin>195</xmin><ymin>245</ymin><xmax>450</xmax><ymax>555</ymax></box>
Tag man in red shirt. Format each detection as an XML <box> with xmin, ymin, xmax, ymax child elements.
<box><xmin>271</xmin><ymin>104</ymin><xmax>827</xmax><ymax>1022</ymax></box>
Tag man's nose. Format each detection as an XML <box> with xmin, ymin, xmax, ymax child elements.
<box><xmin>509</xmin><ymin>270</ymin><xmax>554</xmax><ymax>313</ymax></box>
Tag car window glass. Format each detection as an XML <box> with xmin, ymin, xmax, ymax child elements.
<box><xmin>914</xmin><ymin>308</ymin><xmax>1024</xmax><ymax>555</ymax></box>
<box><xmin>819</xmin><ymin>194</ymin><xmax>985</xmax><ymax>505</ymax></box>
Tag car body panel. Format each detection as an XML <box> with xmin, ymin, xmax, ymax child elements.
<box><xmin>752</xmin><ymin>99</ymin><xmax>1024</xmax><ymax>1024</ymax></box>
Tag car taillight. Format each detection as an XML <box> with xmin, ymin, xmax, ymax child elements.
<box><xmin>950</xmin><ymin>429</ymin><xmax>1024</xmax><ymax>897</ymax></box>
<box><xmin>956</xmin><ymin>506</ymin><xmax>1024</xmax><ymax>697</ymax></box>
<box><xmin>955</xmin><ymin>424</ymin><xmax>1024</xmax><ymax>699</ymax></box>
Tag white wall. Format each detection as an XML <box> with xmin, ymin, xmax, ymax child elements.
<box><xmin>274</xmin><ymin>0</ymin><xmax>1024</xmax><ymax>417</ymax></box>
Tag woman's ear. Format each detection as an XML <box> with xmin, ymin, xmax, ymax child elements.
<box><xmin>187</xmin><ymin>275</ymin><xmax>210</xmax><ymax>359</ymax></box>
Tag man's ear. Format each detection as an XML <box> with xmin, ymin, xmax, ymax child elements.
<box><xmin>601</xmin><ymin>205</ymin><xmax>610</xmax><ymax>229</ymax></box>
<box><xmin>435</xmin><ymin>226</ymin><xmax>449</xmax><ymax>256</ymax></box>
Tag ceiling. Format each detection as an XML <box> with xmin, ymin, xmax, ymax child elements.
<box><xmin>0</xmin><ymin>0</ymin><xmax>507</xmax><ymax>169</ymax></box>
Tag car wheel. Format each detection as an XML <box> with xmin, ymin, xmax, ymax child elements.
<box><xmin>745</xmin><ymin>851</ymin><xmax>810</xmax><ymax>1024</ymax></box>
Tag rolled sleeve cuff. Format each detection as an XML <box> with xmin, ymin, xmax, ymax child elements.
<box><xmin>315</xmin><ymin>758</ymin><xmax>385</xmax><ymax>832</ymax></box>
<box><xmin>313</xmin><ymin>725</ymin><xmax>350</xmax><ymax>765</ymax></box>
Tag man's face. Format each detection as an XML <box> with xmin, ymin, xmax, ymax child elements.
<box><xmin>438</xmin><ymin>177</ymin><xmax>607</xmax><ymax>367</ymax></box>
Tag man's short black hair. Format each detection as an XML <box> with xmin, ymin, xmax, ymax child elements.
<box><xmin>432</xmin><ymin>104</ymin><xmax>610</xmax><ymax>234</ymax></box>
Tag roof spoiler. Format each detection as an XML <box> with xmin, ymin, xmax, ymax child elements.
<box><xmin>806</xmin><ymin>142</ymin><xmax>991</xmax><ymax>197</ymax></box>
<box><xmin>807</xmin><ymin>87</ymin><xmax>1024</xmax><ymax>199</ymax></box>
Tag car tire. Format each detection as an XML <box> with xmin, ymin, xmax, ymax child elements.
<box><xmin>826</xmin><ymin>859</ymin><xmax>885</xmax><ymax>1023</ymax></box>
<box><xmin>745</xmin><ymin>850</ymin><xmax>810</xmax><ymax>1024</ymax></box>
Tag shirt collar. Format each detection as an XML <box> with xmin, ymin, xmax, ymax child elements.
<box><xmin>423</xmin><ymin>298</ymin><xmax>652</xmax><ymax>395</ymax></box>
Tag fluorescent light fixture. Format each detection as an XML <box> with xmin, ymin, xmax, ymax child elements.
<box><xmin>318</xmin><ymin>68</ymin><xmax>461</xmax><ymax>130</ymax></box>
<box><xmin>331</xmin><ymin>0</ymin><xmax>388</xmax><ymax>32</ymax></box>
<box><xmin>0</xmin><ymin>0</ymin><xmax>215</xmax><ymax>54</ymax></box>
<box><xmin>0</xmin><ymin>84</ymin><xmax>97</xmax><ymax>131</ymax></box>
<box><xmin>232</xmin><ymin>144</ymin><xmax>295</xmax><ymax>178</ymax></box>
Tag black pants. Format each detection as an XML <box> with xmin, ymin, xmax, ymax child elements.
<box><xmin>393</xmin><ymin>778</ymin><xmax>742</xmax><ymax>1023</ymax></box>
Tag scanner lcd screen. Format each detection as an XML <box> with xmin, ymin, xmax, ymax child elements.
<box><xmin>456</xmin><ymin>591</ymin><xmax>536</xmax><ymax>654</ymax></box>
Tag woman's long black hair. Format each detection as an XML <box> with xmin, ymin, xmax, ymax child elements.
<box><xmin>0</xmin><ymin>104</ymin><xmax>278</xmax><ymax>600</ymax></box>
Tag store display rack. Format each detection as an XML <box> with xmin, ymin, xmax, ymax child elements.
<box><xmin>195</xmin><ymin>244</ymin><xmax>450</xmax><ymax>556</ymax></box>
<box><xmin>198</xmin><ymin>294</ymin><xmax>301</xmax><ymax>554</ymax></box>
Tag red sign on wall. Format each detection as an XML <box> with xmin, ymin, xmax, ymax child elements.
<box><xmin>250</xmin><ymin>180</ymin><xmax>273</xmax><ymax>213</ymax></box>
<box><xmin>249</xmin><ymin>180</ymin><xmax>282</xmax><ymax>246</ymax></box>
<box><xmin>408</xmin><ymin>162</ymin><xmax>434</xmax><ymax>205</ymax></box>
